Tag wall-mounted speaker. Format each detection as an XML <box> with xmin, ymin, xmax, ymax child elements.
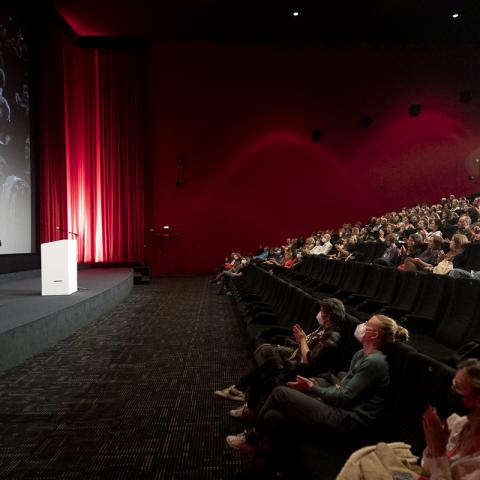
<box><xmin>311</xmin><ymin>129</ymin><xmax>322</xmax><ymax>143</ymax></box>
<box><xmin>460</xmin><ymin>91</ymin><xmax>472</xmax><ymax>104</ymax></box>
<box><xmin>360</xmin><ymin>116</ymin><xmax>373</xmax><ymax>128</ymax></box>
<box><xmin>409</xmin><ymin>104</ymin><xmax>421</xmax><ymax>117</ymax></box>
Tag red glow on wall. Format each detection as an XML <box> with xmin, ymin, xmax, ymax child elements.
<box><xmin>145</xmin><ymin>43</ymin><xmax>480</xmax><ymax>274</ymax></box>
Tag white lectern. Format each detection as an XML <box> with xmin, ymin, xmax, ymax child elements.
<box><xmin>41</xmin><ymin>239</ymin><xmax>78</xmax><ymax>296</ymax></box>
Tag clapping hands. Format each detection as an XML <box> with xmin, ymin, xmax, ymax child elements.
<box><xmin>287</xmin><ymin>375</ymin><xmax>315</xmax><ymax>393</ymax></box>
<box><xmin>292</xmin><ymin>323</ymin><xmax>307</xmax><ymax>344</ymax></box>
<box><xmin>422</xmin><ymin>405</ymin><xmax>450</xmax><ymax>457</ymax></box>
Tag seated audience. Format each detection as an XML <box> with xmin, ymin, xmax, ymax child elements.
<box><xmin>373</xmin><ymin>234</ymin><xmax>399</xmax><ymax>267</ymax></box>
<box><xmin>254</xmin><ymin>246</ymin><xmax>270</xmax><ymax>261</ymax></box>
<box><xmin>217</xmin><ymin>257</ymin><xmax>249</xmax><ymax>295</ymax></box>
<box><xmin>427</xmin><ymin>218</ymin><xmax>443</xmax><ymax>238</ymax></box>
<box><xmin>433</xmin><ymin>233</ymin><xmax>470</xmax><ymax>275</ymax></box>
<box><xmin>404</xmin><ymin>234</ymin><xmax>443</xmax><ymax>272</ymax></box>
<box><xmin>398</xmin><ymin>233</ymin><xmax>424</xmax><ymax>269</ymax></box>
<box><xmin>456</xmin><ymin>214</ymin><xmax>473</xmax><ymax>240</ymax></box>
<box><xmin>334</xmin><ymin>236</ymin><xmax>358</xmax><ymax>260</ymax></box>
<box><xmin>303</xmin><ymin>237</ymin><xmax>316</xmax><ymax>254</ymax></box>
<box><xmin>214</xmin><ymin>299</ymin><xmax>346</xmax><ymax>418</ymax></box>
<box><xmin>226</xmin><ymin>315</ymin><xmax>409</xmax><ymax>459</ymax></box>
<box><xmin>310</xmin><ymin>234</ymin><xmax>333</xmax><ymax>256</ymax></box>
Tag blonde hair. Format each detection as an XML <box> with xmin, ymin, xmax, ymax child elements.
<box><xmin>452</xmin><ymin>233</ymin><xmax>470</xmax><ymax>252</ymax></box>
<box><xmin>372</xmin><ymin>314</ymin><xmax>410</xmax><ymax>346</ymax></box>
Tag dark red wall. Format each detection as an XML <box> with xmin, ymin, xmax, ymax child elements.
<box><xmin>144</xmin><ymin>43</ymin><xmax>480</xmax><ymax>274</ymax></box>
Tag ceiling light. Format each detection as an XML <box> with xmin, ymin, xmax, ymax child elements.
<box><xmin>163</xmin><ymin>225</ymin><xmax>170</xmax><ymax>230</ymax></box>
<box><xmin>452</xmin><ymin>13</ymin><xmax>459</xmax><ymax>19</ymax></box>
<box><xmin>293</xmin><ymin>11</ymin><xmax>299</xmax><ymax>17</ymax></box>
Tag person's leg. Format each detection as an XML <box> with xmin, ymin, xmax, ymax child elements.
<box><xmin>255</xmin><ymin>386</ymin><xmax>347</xmax><ymax>439</ymax></box>
<box><xmin>221</xmin><ymin>270</ymin><xmax>236</xmax><ymax>293</ymax></box>
<box><xmin>448</xmin><ymin>268</ymin><xmax>472</xmax><ymax>279</ymax></box>
<box><xmin>245</xmin><ymin>376</ymin><xmax>266</xmax><ymax>411</ymax></box>
<box><xmin>215</xmin><ymin>358</ymin><xmax>260</xmax><ymax>402</ymax></box>
<box><xmin>236</xmin><ymin>358</ymin><xmax>260</xmax><ymax>392</ymax></box>
<box><xmin>227</xmin><ymin>386</ymin><xmax>346</xmax><ymax>454</ymax></box>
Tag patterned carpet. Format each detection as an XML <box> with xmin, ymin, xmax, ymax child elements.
<box><xmin>0</xmin><ymin>276</ymin><xmax>251</xmax><ymax>479</ymax></box>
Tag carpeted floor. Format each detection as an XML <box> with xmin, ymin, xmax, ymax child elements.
<box><xmin>0</xmin><ymin>276</ymin><xmax>252</xmax><ymax>479</ymax></box>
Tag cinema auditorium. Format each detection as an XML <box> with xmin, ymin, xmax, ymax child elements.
<box><xmin>1</xmin><ymin>1</ymin><xmax>480</xmax><ymax>478</ymax></box>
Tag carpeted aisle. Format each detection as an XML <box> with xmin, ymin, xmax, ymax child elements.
<box><xmin>0</xmin><ymin>276</ymin><xmax>252</xmax><ymax>479</ymax></box>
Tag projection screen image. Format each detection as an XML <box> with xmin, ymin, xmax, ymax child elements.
<box><xmin>0</xmin><ymin>6</ymin><xmax>31</xmax><ymax>254</ymax></box>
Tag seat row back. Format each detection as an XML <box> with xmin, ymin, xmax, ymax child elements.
<box><xmin>229</xmin><ymin>266</ymin><xmax>456</xmax><ymax>479</ymax></box>
<box><xmin>261</xmin><ymin>254</ymin><xmax>480</xmax><ymax>366</ymax></box>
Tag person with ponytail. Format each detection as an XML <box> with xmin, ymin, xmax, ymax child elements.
<box><xmin>226</xmin><ymin>314</ymin><xmax>409</xmax><ymax>455</ymax></box>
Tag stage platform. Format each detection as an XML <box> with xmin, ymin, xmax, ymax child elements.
<box><xmin>0</xmin><ymin>268</ymin><xmax>133</xmax><ymax>372</ymax></box>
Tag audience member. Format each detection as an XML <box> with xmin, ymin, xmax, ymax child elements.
<box><xmin>226</xmin><ymin>316</ymin><xmax>409</xmax><ymax>459</ymax></box>
<box><xmin>215</xmin><ymin>299</ymin><xmax>346</xmax><ymax>418</ymax></box>
<box><xmin>310</xmin><ymin>234</ymin><xmax>333</xmax><ymax>256</ymax></box>
<box><xmin>421</xmin><ymin>358</ymin><xmax>480</xmax><ymax>479</ymax></box>
<box><xmin>404</xmin><ymin>235</ymin><xmax>443</xmax><ymax>272</ymax></box>
<box><xmin>373</xmin><ymin>234</ymin><xmax>399</xmax><ymax>267</ymax></box>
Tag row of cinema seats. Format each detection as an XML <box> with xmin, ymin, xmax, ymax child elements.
<box><xmin>279</xmin><ymin>246</ymin><xmax>480</xmax><ymax>365</ymax></box>
<box><xmin>229</xmin><ymin>266</ymin><xmax>457</xmax><ymax>479</ymax></box>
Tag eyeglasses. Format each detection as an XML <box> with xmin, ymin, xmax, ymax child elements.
<box><xmin>451</xmin><ymin>379</ymin><xmax>474</xmax><ymax>398</ymax></box>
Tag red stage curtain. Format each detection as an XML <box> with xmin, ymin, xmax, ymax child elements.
<box><xmin>40</xmin><ymin>31</ymin><xmax>144</xmax><ymax>263</ymax></box>
<box><xmin>39</xmin><ymin>28</ymin><xmax>68</xmax><ymax>245</ymax></box>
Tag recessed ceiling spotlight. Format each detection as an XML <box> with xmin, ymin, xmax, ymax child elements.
<box><xmin>293</xmin><ymin>11</ymin><xmax>300</xmax><ymax>17</ymax></box>
<box><xmin>452</xmin><ymin>13</ymin><xmax>460</xmax><ymax>19</ymax></box>
<box><xmin>163</xmin><ymin>225</ymin><xmax>170</xmax><ymax>230</ymax></box>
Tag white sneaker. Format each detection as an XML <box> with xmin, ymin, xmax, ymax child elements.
<box><xmin>230</xmin><ymin>404</ymin><xmax>257</xmax><ymax>420</ymax></box>
<box><xmin>214</xmin><ymin>385</ymin><xmax>246</xmax><ymax>402</ymax></box>
<box><xmin>226</xmin><ymin>431</ymin><xmax>258</xmax><ymax>454</ymax></box>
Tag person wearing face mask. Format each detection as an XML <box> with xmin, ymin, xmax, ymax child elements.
<box><xmin>226</xmin><ymin>315</ymin><xmax>409</xmax><ymax>457</ymax></box>
<box><xmin>214</xmin><ymin>299</ymin><xmax>346</xmax><ymax>419</ymax></box>
<box><xmin>421</xmin><ymin>358</ymin><xmax>480</xmax><ymax>479</ymax></box>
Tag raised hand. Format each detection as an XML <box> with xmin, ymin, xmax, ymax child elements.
<box><xmin>292</xmin><ymin>324</ymin><xmax>306</xmax><ymax>344</ymax></box>
<box><xmin>422</xmin><ymin>404</ymin><xmax>450</xmax><ymax>457</ymax></box>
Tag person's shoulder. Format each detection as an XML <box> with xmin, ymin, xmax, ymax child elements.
<box><xmin>326</xmin><ymin>328</ymin><xmax>342</xmax><ymax>341</ymax></box>
<box><xmin>364</xmin><ymin>351</ymin><xmax>388</xmax><ymax>367</ymax></box>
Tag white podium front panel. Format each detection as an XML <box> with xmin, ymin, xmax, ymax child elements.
<box><xmin>41</xmin><ymin>240</ymin><xmax>78</xmax><ymax>296</ymax></box>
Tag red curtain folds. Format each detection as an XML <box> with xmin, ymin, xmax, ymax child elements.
<box><xmin>40</xmin><ymin>31</ymin><xmax>144</xmax><ymax>263</ymax></box>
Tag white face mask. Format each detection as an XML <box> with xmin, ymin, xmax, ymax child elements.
<box><xmin>354</xmin><ymin>323</ymin><xmax>366</xmax><ymax>342</ymax></box>
<box><xmin>316</xmin><ymin>311</ymin><xmax>324</xmax><ymax>326</ymax></box>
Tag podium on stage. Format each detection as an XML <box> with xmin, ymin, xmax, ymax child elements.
<box><xmin>41</xmin><ymin>239</ymin><xmax>78</xmax><ymax>296</ymax></box>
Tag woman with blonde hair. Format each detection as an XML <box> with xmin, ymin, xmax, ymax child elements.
<box><xmin>432</xmin><ymin>233</ymin><xmax>469</xmax><ymax>275</ymax></box>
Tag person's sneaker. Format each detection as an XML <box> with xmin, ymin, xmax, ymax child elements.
<box><xmin>214</xmin><ymin>385</ymin><xmax>246</xmax><ymax>402</ymax></box>
<box><xmin>230</xmin><ymin>404</ymin><xmax>257</xmax><ymax>420</ymax></box>
<box><xmin>226</xmin><ymin>431</ymin><xmax>258</xmax><ymax>454</ymax></box>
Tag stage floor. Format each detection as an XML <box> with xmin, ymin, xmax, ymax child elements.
<box><xmin>0</xmin><ymin>268</ymin><xmax>133</xmax><ymax>371</ymax></box>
